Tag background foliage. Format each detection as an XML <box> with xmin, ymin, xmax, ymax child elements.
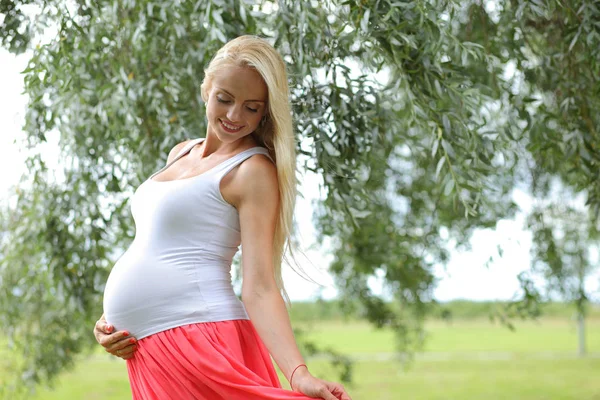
<box><xmin>0</xmin><ymin>0</ymin><xmax>599</xmax><ymax>396</ymax></box>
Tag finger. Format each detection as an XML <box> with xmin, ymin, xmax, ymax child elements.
<box><xmin>105</xmin><ymin>334</ymin><xmax>137</xmax><ymax>353</ymax></box>
<box><xmin>121</xmin><ymin>343</ymin><xmax>137</xmax><ymax>354</ymax></box>
<box><xmin>318</xmin><ymin>386</ymin><xmax>338</xmax><ymax>400</ymax></box>
<box><xmin>116</xmin><ymin>343</ymin><xmax>137</xmax><ymax>359</ymax></box>
<box><xmin>337</xmin><ymin>388</ymin><xmax>351</xmax><ymax>400</ymax></box>
<box><xmin>108</xmin><ymin>341</ymin><xmax>137</xmax><ymax>358</ymax></box>
<box><xmin>96</xmin><ymin>318</ymin><xmax>114</xmax><ymax>334</ymax></box>
<box><xmin>331</xmin><ymin>384</ymin><xmax>351</xmax><ymax>400</ymax></box>
<box><xmin>323</xmin><ymin>382</ymin><xmax>350</xmax><ymax>400</ymax></box>
<box><xmin>94</xmin><ymin>323</ymin><xmax>114</xmax><ymax>346</ymax></box>
<box><xmin>105</xmin><ymin>337</ymin><xmax>137</xmax><ymax>355</ymax></box>
<box><xmin>100</xmin><ymin>330</ymin><xmax>131</xmax><ymax>348</ymax></box>
<box><xmin>93</xmin><ymin>320</ymin><xmax>103</xmax><ymax>338</ymax></box>
<box><xmin>110</xmin><ymin>345</ymin><xmax>131</xmax><ymax>359</ymax></box>
<box><xmin>98</xmin><ymin>331</ymin><xmax>117</xmax><ymax>347</ymax></box>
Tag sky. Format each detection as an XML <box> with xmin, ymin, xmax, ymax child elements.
<box><xmin>1</xmin><ymin>46</ymin><xmax>599</xmax><ymax>304</ymax></box>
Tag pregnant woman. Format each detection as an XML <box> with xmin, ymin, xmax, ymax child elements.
<box><xmin>92</xmin><ymin>35</ymin><xmax>351</xmax><ymax>400</ymax></box>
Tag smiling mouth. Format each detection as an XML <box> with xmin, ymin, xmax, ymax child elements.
<box><xmin>219</xmin><ymin>119</ymin><xmax>244</xmax><ymax>132</ymax></box>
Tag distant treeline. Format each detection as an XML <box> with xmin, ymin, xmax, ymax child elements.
<box><xmin>288</xmin><ymin>299</ymin><xmax>600</xmax><ymax>322</ymax></box>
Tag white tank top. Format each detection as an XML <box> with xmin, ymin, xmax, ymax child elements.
<box><xmin>102</xmin><ymin>138</ymin><xmax>275</xmax><ymax>339</ymax></box>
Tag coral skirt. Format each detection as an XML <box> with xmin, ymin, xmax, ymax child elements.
<box><xmin>126</xmin><ymin>319</ymin><xmax>314</xmax><ymax>399</ymax></box>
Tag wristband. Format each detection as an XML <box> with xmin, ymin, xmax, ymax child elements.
<box><xmin>289</xmin><ymin>363</ymin><xmax>307</xmax><ymax>391</ymax></box>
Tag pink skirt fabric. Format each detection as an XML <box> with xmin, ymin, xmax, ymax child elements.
<box><xmin>126</xmin><ymin>319</ymin><xmax>315</xmax><ymax>399</ymax></box>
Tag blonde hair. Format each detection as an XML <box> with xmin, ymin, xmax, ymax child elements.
<box><xmin>200</xmin><ymin>35</ymin><xmax>302</xmax><ymax>306</ymax></box>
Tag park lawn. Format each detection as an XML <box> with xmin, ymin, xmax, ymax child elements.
<box><xmin>312</xmin><ymin>357</ymin><xmax>600</xmax><ymax>400</ymax></box>
<box><xmin>30</xmin><ymin>355</ymin><xmax>600</xmax><ymax>400</ymax></box>
<box><xmin>7</xmin><ymin>318</ymin><xmax>599</xmax><ymax>399</ymax></box>
<box><xmin>300</xmin><ymin>317</ymin><xmax>600</xmax><ymax>355</ymax></box>
<box><xmin>31</xmin><ymin>356</ymin><xmax>130</xmax><ymax>400</ymax></box>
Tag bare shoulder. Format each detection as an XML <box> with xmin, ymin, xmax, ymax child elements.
<box><xmin>228</xmin><ymin>153</ymin><xmax>278</xmax><ymax>208</ymax></box>
<box><xmin>239</xmin><ymin>153</ymin><xmax>278</xmax><ymax>191</ymax></box>
<box><xmin>166</xmin><ymin>139</ymin><xmax>195</xmax><ymax>165</ymax></box>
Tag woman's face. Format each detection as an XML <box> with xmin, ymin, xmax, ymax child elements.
<box><xmin>205</xmin><ymin>65</ymin><xmax>268</xmax><ymax>143</ymax></box>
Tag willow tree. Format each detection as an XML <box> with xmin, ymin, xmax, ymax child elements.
<box><xmin>1</xmin><ymin>0</ymin><xmax>599</xmax><ymax>396</ymax></box>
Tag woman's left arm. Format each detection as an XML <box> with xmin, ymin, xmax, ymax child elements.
<box><xmin>234</xmin><ymin>156</ymin><xmax>351</xmax><ymax>400</ymax></box>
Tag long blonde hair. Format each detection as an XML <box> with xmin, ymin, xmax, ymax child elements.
<box><xmin>200</xmin><ymin>35</ymin><xmax>301</xmax><ymax>306</ymax></box>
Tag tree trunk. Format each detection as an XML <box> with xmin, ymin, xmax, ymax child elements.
<box><xmin>577</xmin><ymin>310</ymin><xmax>586</xmax><ymax>357</ymax></box>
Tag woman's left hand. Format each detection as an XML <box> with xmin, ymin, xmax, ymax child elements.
<box><xmin>291</xmin><ymin>367</ymin><xmax>351</xmax><ymax>400</ymax></box>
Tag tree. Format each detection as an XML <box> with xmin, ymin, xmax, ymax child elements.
<box><xmin>0</xmin><ymin>0</ymin><xmax>598</xmax><ymax>396</ymax></box>
<box><xmin>526</xmin><ymin>185</ymin><xmax>600</xmax><ymax>356</ymax></box>
<box><xmin>497</xmin><ymin>0</ymin><xmax>600</xmax><ymax>355</ymax></box>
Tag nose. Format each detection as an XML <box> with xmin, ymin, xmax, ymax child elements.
<box><xmin>226</xmin><ymin>103</ymin><xmax>244</xmax><ymax>123</ymax></box>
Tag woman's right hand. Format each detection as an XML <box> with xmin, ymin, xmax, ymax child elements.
<box><xmin>93</xmin><ymin>313</ymin><xmax>138</xmax><ymax>360</ymax></box>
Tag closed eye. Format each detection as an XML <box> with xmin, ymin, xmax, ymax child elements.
<box><xmin>217</xmin><ymin>96</ymin><xmax>259</xmax><ymax>113</ymax></box>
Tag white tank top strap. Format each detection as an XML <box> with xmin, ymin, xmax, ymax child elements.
<box><xmin>149</xmin><ymin>138</ymin><xmax>204</xmax><ymax>180</ymax></box>
<box><xmin>211</xmin><ymin>146</ymin><xmax>274</xmax><ymax>182</ymax></box>
<box><xmin>175</xmin><ymin>138</ymin><xmax>204</xmax><ymax>159</ymax></box>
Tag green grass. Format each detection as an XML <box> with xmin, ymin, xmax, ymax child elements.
<box><xmin>301</xmin><ymin>318</ymin><xmax>600</xmax><ymax>354</ymax></box>
<box><xmin>12</xmin><ymin>317</ymin><xmax>600</xmax><ymax>399</ymax></box>
<box><xmin>347</xmin><ymin>358</ymin><xmax>600</xmax><ymax>400</ymax></box>
<box><xmin>31</xmin><ymin>357</ymin><xmax>130</xmax><ymax>400</ymax></box>
<box><xmin>287</xmin><ymin>300</ymin><xmax>600</xmax><ymax>322</ymax></box>
<box><xmin>31</xmin><ymin>354</ymin><xmax>600</xmax><ymax>400</ymax></box>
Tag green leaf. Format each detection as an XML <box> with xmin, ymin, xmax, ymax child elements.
<box><xmin>442</xmin><ymin>114</ymin><xmax>451</xmax><ymax>134</ymax></box>
<box><xmin>435</xmin><ymin>156</ymin><xmax>445</xmax><ymax>180</ymax></box>
<box><xmin>431</xmin><ymin>138</ymin><xmax>440</xmax><ymax>157</ymax></box>
<box><xmin>360</xmin><ymin>8</ymin><xmax>370</xmax><ymax>33</ymax></box>
<box><xmin>444</xmin><ymin>178</ymin><xmax>455</xmax><ymax>196</ymax></box>
<box><xmin>441</xmin><ymin>139</ymin><xmax>456</xmax><ymax>158</ymax></box>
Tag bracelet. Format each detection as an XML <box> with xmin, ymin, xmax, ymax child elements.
<box><xmin>289</xmin><ymin>363</ymin><xmax>307</xmax><ymax>391</ymax></box>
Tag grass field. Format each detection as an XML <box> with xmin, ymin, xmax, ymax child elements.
<box><xmin>22</xmin><ymin>317</ymin><xmax>600</xmax><ymax>400</ymax></box>
<box><xmin>302</xmin><ymin>317</ymin><xmax>600</xmax><ymax>354</ymax></box>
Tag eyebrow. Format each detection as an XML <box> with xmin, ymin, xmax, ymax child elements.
<box><xmin>216</xmin><ymin>87</ymin><xmax>266</xmax><ymax>103</ymax></box>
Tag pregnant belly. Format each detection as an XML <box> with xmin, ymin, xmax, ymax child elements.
<box><xmin>102</xmin><ymin>246</ymin><xmax>205</xmax><ymax>335</ymax></box>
